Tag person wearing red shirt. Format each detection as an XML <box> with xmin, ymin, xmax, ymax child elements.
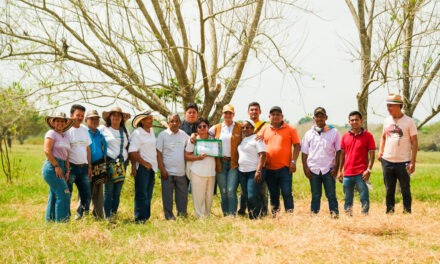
<box><xmin>338</xmin><ymin>111</ymin><xmax>376</xmax><ymax>215</ymax></box>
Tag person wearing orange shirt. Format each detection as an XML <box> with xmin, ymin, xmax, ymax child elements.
<box><xmin>261</xmin><ymin>106</ymin><xmax>300</xmax><ymax>215</ymax></box>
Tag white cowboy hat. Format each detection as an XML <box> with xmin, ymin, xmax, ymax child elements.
<box><xmin>45</xmin><ymin>112</ymin><xmax>74</xmax><ymax>132</ymax></box>
<box><xmin>132</xmin><ymin>110</ymin><xmax>155</xmax><ymax>128</ymax></box>
<box><xmin>386</xmin><ymin>94</ymin><xmax>404</xmax><ymax>105</ymax></box>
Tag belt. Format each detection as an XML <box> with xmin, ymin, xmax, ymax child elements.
<box><xmin>222</xmin><ymin>157</ymin><xmax>231</xmax><ymax>162</ymax></box>
<box><xmin>70</xmin><ymin>163</ymin><xmax>88</xmax><ymax>167</ymax></box>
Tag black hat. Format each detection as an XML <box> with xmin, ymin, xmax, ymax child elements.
<box><xmin>314</xmin><ymin>107</ymin><xmax>327</xmax><ymax>116</ymax></box>
<box><xmin>269</xmin><ymin>106</ymin><xmax>282</xmax><ymax>114</ymax></box>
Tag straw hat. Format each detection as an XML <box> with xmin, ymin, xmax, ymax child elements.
<box><xmin>45</xmin><ymin>112</ymin><xmax>74</xmax><ymax>132</ymax></box>
<box><xmin>102</xmin><ymin>107</ymin><xmax>131</xmax><ymax>122</ymax></box>
<box><xmin>132</xmin><ymin>110</ymin><xmax>154</xmax><ymax>128</ymax></box>
<box><xmin>386</xmin><ymin>94</ymin><xmax>403</xmax><ymax>105</ymax></box>
<box><xmin>85</xmin><ymin>109</ymin><xmax>100</xmax><ymax>119</ymax></box>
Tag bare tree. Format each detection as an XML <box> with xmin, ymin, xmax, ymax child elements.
<box><xmin>0</xmin><ymin>0</ymin><xmax>302</xmax><ymax>123</ymax></box>
<box><xmin>344</xmin><ymin>0</ymin><xmax>439</xmax><ymax>128</ymax></box>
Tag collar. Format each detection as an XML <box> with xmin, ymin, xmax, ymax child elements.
<box><xmin>312</xmin><ymin>124</ymin><xmax>334</xmax><ymax>134</ymax></box>
<box><xmin>88</xmin><ymin>128</ymin><xmax>101</xmax><ymax>136</ymax></box>
<box><xmin>166</xmin><ymin>128</ymin><xmax>180</xmax><ymax>135</ymax></box>
<box><xmin>270</xmin><ymin>121</ymin><xmax>286</xmax><ymax>129</ymax></box>
<box><xmin>349</xmin><ymin>127</ymin><xmax>364</xmax><ymax>135</ymax></box>
<box><xmin>222</xmin><ymin>121</ymin><xmax>235</xmax><ymax>128</ymax></box>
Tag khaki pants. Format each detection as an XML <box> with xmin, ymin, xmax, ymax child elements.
<box><xmin>191</xmin><ymin>172</ymin><xmax>215</xmax><ymax>218</ymax></box>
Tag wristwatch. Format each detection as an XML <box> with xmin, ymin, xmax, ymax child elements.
<box><xmin>291</xmin><ymin>160</ymin><xmax>296</xmax><ymax>165</ymax></box>
<box><xmin>366</xmin><ymin>168</ymin><xmax>372</xmax><ymax>173</ymax></box>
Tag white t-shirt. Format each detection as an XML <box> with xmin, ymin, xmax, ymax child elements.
<box><xmin>185</xmin><ymin>139</ymin><xmax>215</xmax><ymax>177</ymax></box>
<box><xmin>382</xmin><ymin>114</ymin><xmax>418</xmax><ymax>162</ymax></box>
<box><xmin>129</xmin><ymin>127</ymin><xmax>158</xmax><ymax>171</ymax></box>
<box><xmin>98</xmin><ymin>125</ymin><xmax>130</xmax><ymax>161</ymax></box>
<box><xmin>238</xmin><ymin>134</ymin><xmax>266</xmax><ymax>172</ymax></box>
<box><xmin>209</xmin><ymin>122</ymin><xmax>234</xmax><ymax>157</ymax></box>
<box><xmin>156</xmin><ymin>128</ymin><xmax>189</xmax><ymax>176</ymax></box>
<box><xmin>66</xmin><ymin>124</ymin><xmax>92</xmax><ymax>164</ymax></box>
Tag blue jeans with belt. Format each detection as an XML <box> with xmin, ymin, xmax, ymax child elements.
<box><xmin>68</xmin><ymin>163</ymin><xmax>91</xmax><ymax>217</ymax></box>
<box><xmin>134</xmin><ymin>165</ymin><xmax>155</xmax><ymax>222</ymax></box>
<box><xmin>216</xmin><ymin>159</ymin><xmax>239</xmax><ymax>216</ymax></box>
<box><xmin>42</xmin><ymin>159</ymin><xmax>70</xmax><ymax>222</ymax></box>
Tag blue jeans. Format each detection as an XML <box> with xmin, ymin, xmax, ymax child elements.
<box><xmin>42</xmin><ymin>159</ymin><xmax>70</xmax><ymax>222</ymax></box>
<box><xmin>265</xmin><ymin>167</ymin><xmax>294</xmax><ymax>213</ymax></box>
<box><xmin>239</xmin><ymin>170</ymin><xmax>265</xmax><ymax>219</ymax></box>
<box><xmin>310</xmin><ymin>171</ymin><xmax>339</xmax><ymax>215</ymax></box>
<box><xmin>343</xmin><ymin>175</ymin><xmax>369</xmax><ymax>214</ymax></box>
<box><xmin>134</xmin><ymin>165</ymin><xmax>155</xmax><ymax>221</ymax></box>
<box><xmin>68</xmin><ymin>164</ymin><xmax>91</xmax><ymax>217</ymax></box>
<box><xmin>381</xmin><ymin>159</ymin><xmax>412</xmax><ymax>213</ymax></box>
<box><xmin>104</xmin><ymin>180</ymin><xmax>124</xmax><ymax>218</ymax></box>
<box><xmin>216</xmin><ymin>160</ymin><xmax>239</xmax><ymax>216</ymax></box>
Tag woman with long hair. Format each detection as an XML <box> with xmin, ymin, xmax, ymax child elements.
<box><xmin>99</xmin><ymin>107</ymin><xmax>131</xmax><ymax>220</ymax></box>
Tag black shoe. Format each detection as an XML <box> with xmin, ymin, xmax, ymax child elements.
<box><xmin>237</xmin><ymin>210</ymin><xmax>246</xmax><ymax>216</ymax></box>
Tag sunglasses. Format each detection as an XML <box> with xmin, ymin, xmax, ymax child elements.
<box><xmin>197</xmin><ymin>125</ymin><xmax>208</xmax><ymax>129</ymax></box>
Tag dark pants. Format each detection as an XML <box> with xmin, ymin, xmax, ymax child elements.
<box><xmin>310</xmin><ymin>171</ymin><xmax>339</xmax><ymax>215</ymax></box>
<box><xmin>134</xmin><ymin>166</ymin><xmax>155</xmax><ymax>221</ymax></box>
<box><xmin>68</xmin><ymin>164</ymin><xmax>91</xmax><ymax>217</ymax></box>
<box><xmin>265</xmin><ymin>167</ymin><xmax>294</xmax><ymax>214</ymax></box>
<box><xmin>161</xmin><ymin>175</ymin><xmax>188</xmax><ymax>220</ymax></box>
<box><xmin>381</xmin><ymin>159</ymin><xmax>412</xmax><ymax>213</ymax></box>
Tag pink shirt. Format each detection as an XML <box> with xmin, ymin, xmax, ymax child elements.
<box><xmin>382</xmin><ymin>115</ymin><xmax>417</xmax><ymax>162</ymax></box>
<box><xmin>45</xmin><ymin>130</ymin><xmax>71</xmax><ymax>160</ymax></box>
<box><xmin>301</xmin><ymin>126</ymin><xmax>341</xmax><ymax>174</ymax></box>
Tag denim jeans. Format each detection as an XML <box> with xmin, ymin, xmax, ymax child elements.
<box><xmin>343</xmin><ymin>175</ymin><xmax>369</xmax><ymax>214</ymax></box>
<box><xmin>42</xmin><ymin>159</ymin><xmax>70</xmax><ymax>222</ymax></box>
<box><xmin>216</xmin><ymin>160</ymin><xmax>239</xmax><ymax>216</ymax></box>
<box><xmin>238</xmin><ymin>170</ymin><xmax>265</xmax><ymax>219</ymax></box>
<box><xmin>381</xmin><ymin>159</ymin><xmax>412</xmax><ymax>213</ymax></box>
<box><xmin>310</xmin><ymin>171</ymin><xmax>339</xmax><ymax>215</ymax></box>
<box><xmin>104</xmin><ymin>180</ymin><xmax>124</xmax><ymax>219</ymax></box>
<box><xmin>68</xmin><ymin>164</ymin><xmax>91</xmax><ymax>217</ymax></box>
<box><xmin>265</xmin><ymin>167</ymin><xmax>294</xmax><ymax>214</ymax></box>
<box><xmin>134</xmin><ymin>165</ymin><xmax>155</xmax><ymax>222</ymax></box>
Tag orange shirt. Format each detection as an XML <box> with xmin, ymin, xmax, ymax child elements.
<box><xmin>262</xmin><ymin>123</ymin><xmax>300</xmax><ymax>170</ymax></box>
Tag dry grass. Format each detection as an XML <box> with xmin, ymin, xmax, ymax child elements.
<box><xmin>1</xmin><ymin>144</ymin><xmax>439</xmax><ymax>263</ymax></box>
<box><xmin>1</xmin><ymin>200</ymin><xmax>439</xmax><ymax>263</ymax></box>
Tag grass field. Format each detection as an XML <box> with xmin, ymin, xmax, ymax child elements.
<box><xmin>1</xmin><ymin>144</ymin><xmax>439</xmax><ymax>263</ymax></box>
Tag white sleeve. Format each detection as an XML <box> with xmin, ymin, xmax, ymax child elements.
<box><xmin>128</xmin><ymin>130</ymin><xmax>140</xmax><ymax>153</ymax></box>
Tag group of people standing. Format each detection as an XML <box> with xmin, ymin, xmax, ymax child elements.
<box><xmin>41</xmin><ymin>94</ymin><xmax>418</xmax><ymax>222</ymax></box>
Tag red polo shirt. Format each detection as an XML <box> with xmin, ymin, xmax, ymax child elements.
<box><xmin>341</xmin><ymin>129</ymin><xmax>376</xmax><ymax>176</ymax></box>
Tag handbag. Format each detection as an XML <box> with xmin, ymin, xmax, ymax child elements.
<box><xmin>91</xmin><ymin>135</ymin><xmax>108</xmax><ymax>184</ymax></box>
<box><xmin>108</xmin><ymin>128</ymin><xmax>126</xmax><ymax>183</ymax></box>
<box><xmin>91</xmin><ymin>160</ymin><xmax>108</xmax><ymax>184</ymax></box>
<box><xmin>108</xmin><ymin>159</ymin><xmax>126</xmax><ymax>183</ymax></box>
